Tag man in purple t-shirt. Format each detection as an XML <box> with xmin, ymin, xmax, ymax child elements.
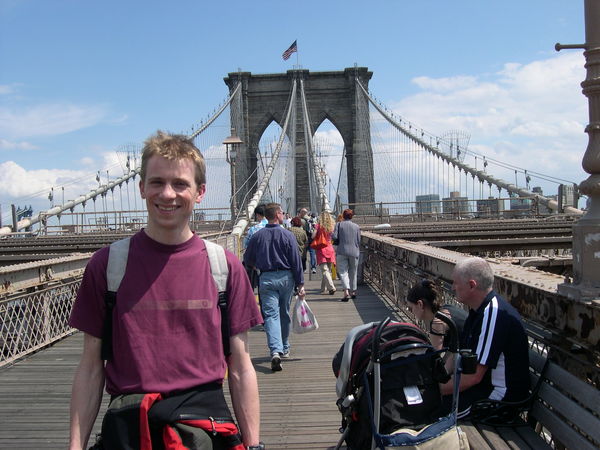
<box><xmin>68</xmin><ymin>131</ymin><xmax>264</xmax><ymax>450</ymax></box>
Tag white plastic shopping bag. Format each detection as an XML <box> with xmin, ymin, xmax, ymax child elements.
<box><xmin>291</xmin><ymin>296</ymin><xmax>319</xmax><ymax>333</ymax></box>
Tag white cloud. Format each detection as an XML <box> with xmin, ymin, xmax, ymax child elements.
<box><xmin>0</xmin><ymin>161</ymin><xmax>95</xmax><ymax>204</ymax></box>
<box><xmin>0</xmin><ymin>138</ymin><xmax>38</xmax><ymax>150</ymax></box>
<box><xmin>314</xmin><ymin>128</ymin><xmax>344</xmax><ymax>147</ymax></box>
<box><xmin>391</xmin><ymin>51</ymin><xmax>588</xmax><ymax>190</ymax></box>
<box><xmin>100</xmin><ymin>151</ymin><xmax>136</xmax><ymax>177</ymax></box>
<box><xmin>79</xmin><ymin>157</ymin><xmax>95</xmax><ymax>167</ymax></box>
<box><xmin>412</xmin><ymin>75</ymin><xmax>478</xmax><ymax>92</ymax></box>
<box><xmin>0</xmin><ymin>103</ymin><xmax>109</xmax><ymax>139</ymax></box>
<box><xmin>0</xmin><ymin>84</ymin><xmax>16</xmax><ymax>95</ymax></box>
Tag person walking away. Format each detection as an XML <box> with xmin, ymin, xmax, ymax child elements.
<box><xmin>243</xmin><ymin>204</ymin><xmax>267</xmax><ymax>302</ymax></box>
<box><xmin>244</xmin><ymin>204</ymin><xmax>267</xmax><ymax>248</ymax></box>
<box><xmin>283</xmin><ymin>212</ymin><xmax>292</xmax><ymax>229</ymax></box>
<box><xmin>331</xmin><ymin>209</ymin><xmax>360</xmax><ymax>302</ymax></box>
<box><xmin>68</xmin><ymin>131</ymin><xmax>263</xmax><ymax>449</ymax></box>
<box><xmin>299</xmin><ymin>208</ymin><xmax>317</xmax><ymax>274</ymax></box>
<box><xmin>312</xmin><ymin>210</ymin><xmax>336</xmax><ymax>295</ymax></box>
<box><xmin>308</xmin><ymin>213</ymin><xmax>318</xmax><ymax>273</ymax></box>
<box><xmin>244</xmin><ymin>203</ymin><xmax>305</xmax><ymax>372</ymax></box>
<box><xmin>289</xmin><ymin>216</ymin><xmax>308</xmax><ymax>272</ymax></box>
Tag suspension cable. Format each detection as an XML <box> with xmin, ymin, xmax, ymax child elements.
<box><xmin>355</xmin><ymin>79</ymin><xmax>582</xmax><ymax>215</ymax></box>
<box><xmin>188</xmin><ymin>82</ymin><xmax>242</xmax><ymax>140</ymax></box>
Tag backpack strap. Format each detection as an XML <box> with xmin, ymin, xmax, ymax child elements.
<box><xmin>203</xmin><ymin>240</ymin><xmax>231</xmax><ymax>357</ymax></box>
<box><xmin>102</xmin><ymin>237</ymin><xmax>131</xmax><ymax>361</ymax></box>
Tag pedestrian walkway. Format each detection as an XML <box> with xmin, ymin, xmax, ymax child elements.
<box><xmin>0</xmin><ymin>273</ymin><xmax>405</xmax><ymax>449</ymax></box>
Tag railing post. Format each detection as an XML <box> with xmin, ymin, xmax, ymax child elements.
<box><xmin>11</xmin><ymin>204</ymin><xmax>17</xmax><ymax>233</ymax></box>
<box><xmin>559</xmin><ymin>0</ymin><xmax>600</xmax><ymax>300</ymax></box>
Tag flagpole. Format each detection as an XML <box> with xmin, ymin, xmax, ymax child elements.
<box><xmin>296</xmin><ymin>40</ymin><xmax>299</xmax><ymax>68</ymax></box>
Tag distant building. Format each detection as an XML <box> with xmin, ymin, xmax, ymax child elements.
<box><xmin>415</xmin><ymin>194</ymin><xmax>441</xmax><ymax>215</ymax></box>
<box><xmin>508</xmin><ymin>193</ymin><xmax>533</xmax><ymax>217</ymax></box>
<box><xmin>532</xmin><ymin>186</ymin><xmax>552</xmax><ymax>214</ymax></box>
<box><xmin>476</xmin><ymin>197</ymin><xmax>502</xmax><ymax>218</ymax></box>
<box><xmin>558</xmin><ymin>184</ymin><xmax>578</xmax><ymax>210</ymax></box>
<box><xmin>442</xmin><ymin>191</ymin><xmax>470</xmax><ymax>217</ymax></box>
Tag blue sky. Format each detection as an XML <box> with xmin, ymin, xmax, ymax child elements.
<box><xmin>0</xmin><ymin>0</ymin><xmax>588</xmax><ymax>213</ymax></box>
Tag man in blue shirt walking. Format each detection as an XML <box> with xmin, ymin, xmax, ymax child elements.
<box><xmin>244</xmin><ymin>203</ymin><xmax>305</xmax><ymax>372</ymax></box>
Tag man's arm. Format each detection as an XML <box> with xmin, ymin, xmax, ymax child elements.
<box><xmin>440</xmin><ymin>363</ymin><xmax>487</xmax><ymax>396</ymax></box>
<box><xmin>69</xmin><ymin>333</ymin><xmax>105</xmax><ymax>450</ymax></box>
<box><xmin>227</xmin><ymin>331</ymin><xmax>260</xmax><ymax>447</ymax></box>
<box><xmin>331</xmin><ymin>223</ymin><xmax>339</xmax><ymax>242</ymax></box>
<box><xmin>243</xmin><ymin>226</ymin><xmax>255</xmax><ymax>249</ymax></box>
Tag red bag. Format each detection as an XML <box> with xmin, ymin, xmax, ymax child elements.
<box><xmin>310</xmin><ymin>226</ymin><xmax>329</xmax><ymax>250</ymax></box>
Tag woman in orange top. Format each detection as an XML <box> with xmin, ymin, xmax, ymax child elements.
<box><xmin>312</xmin><ymin>210</ymin><xmax>336</xmax><ymax>295</ymax></box>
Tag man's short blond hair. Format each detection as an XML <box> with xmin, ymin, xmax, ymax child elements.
<box><xmin>140</xmin><ymin>131</ymin><xmax>206</xmax><ymax>186</ymax></box>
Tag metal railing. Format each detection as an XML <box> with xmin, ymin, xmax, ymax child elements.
<box><xmin>360</xmin><ymin>241</ymin><xmax>600</xmax><ymax>448</ymax></box>
<box><xmin>341</xmin><ymin>197</ymin><xmax>582</xmax><ymax>223</ymax></box>
<box><xmin>0</xmin><ymin>233</ymin><xmax>241</xmax><ymax>368</ymax></box>
<box><xmin>1</xmin><ymin>278</ymin><xmax>80</xmax><ymax>368</ymax></box>
<box><xmin>8</xmin><ymin>207</ymin><xmax>234</xmax><ymax>236</ymax></box>
<box><xmin>360</xmin><ymin>240</ymin><xmax>599</xmax><ymax>382</ymax></box>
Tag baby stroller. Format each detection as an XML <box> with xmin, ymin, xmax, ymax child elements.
<box><xmin>332</xmin><ymin>316</ymin><xmax>471</xmax><ymax>449</ymax></box>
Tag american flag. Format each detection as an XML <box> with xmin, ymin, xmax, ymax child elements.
<box><xmin>282</xmin><ymin>40</ymin><xmax>297</xmax><ymax>61</ymax></box>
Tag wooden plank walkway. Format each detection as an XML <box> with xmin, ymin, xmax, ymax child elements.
<box><xmin>0</xmin><ymin>274</ymin><xmax>404</xmax><ymax>449</ymax></box>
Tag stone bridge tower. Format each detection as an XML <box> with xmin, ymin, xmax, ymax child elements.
<box><xmin>224</xmin><ymin>67</ymin><xmax>375</xmax><ymax>214</ymax></box>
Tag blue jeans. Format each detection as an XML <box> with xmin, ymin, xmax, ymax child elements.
<box><xmin>308</xmin><ymin>248</ymin><xmax>317</xmax><ymax>269</ymax></box>
<box><xmin>259</xmin><ymin>270</ymin><xmax>294</xmax><ymax>356</ymax></box>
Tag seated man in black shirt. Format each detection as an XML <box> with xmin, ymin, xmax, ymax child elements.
<box><xmin>441</xmin><ymin>257</ymin><xmax>530</xmax><ymax>419</ymax></box>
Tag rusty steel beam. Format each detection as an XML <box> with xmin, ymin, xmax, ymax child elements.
<box><xmin>426</xmin><ymin>236</ymin><xmax>572</xmax><ymax>252</ymax></box>
<box><xmin>386</xmin><ymin>228</ymin><xmax>573</xmax><ymax>240</ymax></box>
<box><xmin>361</xmin><ymin>231</ymin><xmax>600</xmax><ymax>354</ymax></box>
<box><xmin>0</xmin><ymin>254</ymin><xmax>92</xmax><ymax>298</ymax></box>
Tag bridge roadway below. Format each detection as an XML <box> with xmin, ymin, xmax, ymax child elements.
<box><xmin>0</xmin><ymin>271</ymin><xmax>403</xmax><ymax>449</ymax></box>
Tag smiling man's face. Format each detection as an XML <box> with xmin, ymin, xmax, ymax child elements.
<box><xmin>140</xmin><ymin>155</ymin><xmax>205</xmax><ymax>242</ymax></box>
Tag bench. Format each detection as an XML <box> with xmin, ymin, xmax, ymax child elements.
<box><xmin>460</xmin><ymin>348</ymin><xmax>600</xmax><ymax>449</ymax></box>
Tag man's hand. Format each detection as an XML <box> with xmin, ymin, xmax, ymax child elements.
<box><xmin>297</xmin><ymin>285</ymin><xmax>306</xmax><ymax>299</ymax></box>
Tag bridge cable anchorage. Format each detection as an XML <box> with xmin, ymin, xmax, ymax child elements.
<box><xmin>354</xmin><ymin>79</ymin><xmax>583</xmax><ymax>216</ymax></box>
<box><xmin>231</xmin><ymin>79</ymin><xmax>299</xmax><ymax>238</ymax></box>
<box><xmin>188</xmin><ymin>82</ymin><xmax>242</xmax><ymax>140</ymax></box>
<box><xmin>299</xmin><ymin>78</ymin><xmax>331</xmax><ymax>214</ymax></box>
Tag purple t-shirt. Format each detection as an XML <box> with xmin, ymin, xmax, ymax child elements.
<box><xmin>69</xmin><ymin>230</ymin><xmax>262</xmax><ymax>395</ymax></box>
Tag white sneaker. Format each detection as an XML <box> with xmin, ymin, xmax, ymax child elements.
<box><xmin>280</xmin><ymin>351</ymin><xmax>291</xmax><ymax>359</ymax></box>
<box><xmin>271</xmin><ymin>354</ymin><xmax>282</xmax><ymax>371</ymax></box>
